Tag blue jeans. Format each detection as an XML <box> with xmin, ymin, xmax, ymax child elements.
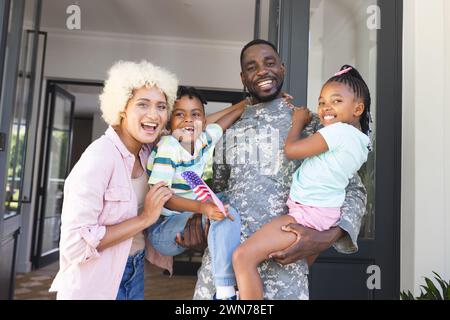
<box><xmin>147</xmin><ymin>195</ymin><xmax>241</xmax><ymax>287</ymax></box>
<box><xmin>116</xmin><ymin>250</ymin><xmax>145</xmax><ymax>300</ymax></box>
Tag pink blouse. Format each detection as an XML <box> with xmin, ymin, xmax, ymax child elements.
<box><xmin>49</xmin><ymin>127</ymin><xmax>172</xmax><ymax>300</ymax></box>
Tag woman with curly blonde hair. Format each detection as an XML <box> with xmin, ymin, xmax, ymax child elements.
<box><xmin>50</xmin><ymin>60</ymin><xmax>178</xmax><ymax>300</ymax></box>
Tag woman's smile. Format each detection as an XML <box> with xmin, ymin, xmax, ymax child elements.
<box><xmin>141</xmin><ymin>121</ymin><xmax>159</xmax><ymax>135</ymax></box>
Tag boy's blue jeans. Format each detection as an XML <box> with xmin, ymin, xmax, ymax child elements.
<box><xmin>147</xmin><ymin>195</ymin><xmax>240</xmax><ymax>287</ymax></box>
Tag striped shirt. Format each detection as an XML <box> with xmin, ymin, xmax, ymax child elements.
<box><xmin>147</xmin><ymin>123</ymin><xmax>223</xmax><ymax>215</ymax></box>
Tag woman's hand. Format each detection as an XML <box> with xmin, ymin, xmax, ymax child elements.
<box><xmin>292</xmin><ymin>106</ymin><xmax>312</xmax><ymax>127</ymax></box>
<box><xmin>141</xmin><ymin>181</ymin><xmax>173</xmax><ymax>226</ymax></box>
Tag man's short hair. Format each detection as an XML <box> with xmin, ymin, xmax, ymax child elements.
<box><xmin>240</xmin><ymin>39</ymin><xmax>279</xmax><ymax>68</ymax></box>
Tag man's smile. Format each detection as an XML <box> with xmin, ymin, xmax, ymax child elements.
<box><xmin>256</xmin><ymin>79</ymin><xmax>275</xmax><ymax>90</ymax></box>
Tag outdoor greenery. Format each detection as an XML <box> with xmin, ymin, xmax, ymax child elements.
<box><xmin>49</xmin><ymin>130</ymin><xmax>70</xmax><ymax>179</ymax></box>
<box><xmin>7</xmin><ymin>125</ymin><xmax>25</xmax><ymax>180</ymax></box>
<box><xmin>5</xmin><ymin>124</ymin><xmax>26</xmax><ymax>213</ymax></box>
<box><xmin>400</xmin><ymin>272</ymin><xmax>450</xmax><ymax>300</ymax></box>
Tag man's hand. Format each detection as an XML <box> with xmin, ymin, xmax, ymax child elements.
<box><xmin>269</xmin><ymin>224</ymin><xmax>344</xmax><ymax>265</ymax></box>
<box><xmin>175</xmin><ymin>213</ymin><xmax>210</xmax><ymax>252</ymax></box>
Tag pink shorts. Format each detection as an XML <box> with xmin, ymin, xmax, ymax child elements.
<box><xmin>286</xmin><ymin>197</ymin><xmax>341</xmax><ymax>232</ymax></box>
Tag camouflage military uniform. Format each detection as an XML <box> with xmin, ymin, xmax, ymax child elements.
<box><xmin>193</xmin><ymin>98</ymin><xmax>367</xmax><ymax>300</ymax></box>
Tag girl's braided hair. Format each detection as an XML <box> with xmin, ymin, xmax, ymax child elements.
<box><xmin>325</xmin><ymin>65</ymin><xmax>372</xmax><ymax>135</ymax></box>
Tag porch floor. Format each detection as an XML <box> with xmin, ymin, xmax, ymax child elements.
<box><xmin>14</xmin><ymin>261</ymin><xmax>197</xmax><ymax>300</ymax></box>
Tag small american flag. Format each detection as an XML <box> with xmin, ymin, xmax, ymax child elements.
<box><xmin>181</xmin><ymin>171</ymin><xmax>234</xmax><ymax>221</ymax></box>
<box><xmin>182</xmin><ymin>171</ymin><xmax>211</xmax><ymax>202</ymax></box>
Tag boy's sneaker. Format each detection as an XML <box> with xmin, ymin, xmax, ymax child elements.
<box><xmin>213</xmin><ymin>293</ymin><xmax>237</xmax><ymax>300</ymax></box>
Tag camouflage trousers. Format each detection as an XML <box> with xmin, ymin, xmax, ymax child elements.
<box><xmin>193</xmin><ymin>248</ymin><xmax>309</xmax><ymax>300</ymax></box>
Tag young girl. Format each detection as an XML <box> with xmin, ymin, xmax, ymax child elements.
<box><xmin>232</xmin><ymin>65</ymin><xmax>372</xmax><ymax>300</ymax></box>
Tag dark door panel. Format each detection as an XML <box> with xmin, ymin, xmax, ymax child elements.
<box><xmin>310</xmin><ymin>260</ymin><xmax>376</xmax><ymax>300</ymax></box>
<box><xmin>0</xmin><ymin>215</ymin><xmax>20</xmax><ymax>299</ymax></box>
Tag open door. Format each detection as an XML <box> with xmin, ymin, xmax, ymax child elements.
<box><xmin>32</xmin><ymin>84</ymin><xmax>74</xmax><ymax>268</ymax></box>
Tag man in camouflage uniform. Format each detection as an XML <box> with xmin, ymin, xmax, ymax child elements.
<box><xmin>182</xmin><ymin>39</ymin><xmax>366</xmax><ymax>300</ymax></box>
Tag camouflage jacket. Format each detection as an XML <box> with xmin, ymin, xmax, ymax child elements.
<box><xmin>193</xmin><ymin>98</ymin><xmax>367</xmax><ymax>300</ymax></box>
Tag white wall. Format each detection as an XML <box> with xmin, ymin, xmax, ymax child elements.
<box><xmin>445</xmin><ymin>0</ymin><xmax>450</xmax><ymax>290</ymax></box>
<box><xmin>402</xmin><ymin>0</ymin><xmax>450</xmax><ymax>295</ymax></box>
<box><xmin>43</xmin><ymin>28</ymin><xmax>246</xmax><ymax>90</ymax></box>
<box><xmin>91</xmin><ymin>113</ymin><xmax>108</xmax><ymax>142</ymax></box>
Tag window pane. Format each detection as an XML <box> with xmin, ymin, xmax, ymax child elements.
<box><xmin>308</xmin><ymin>0</ymin><xmax>377</xmax><ymax>239</ymax></box>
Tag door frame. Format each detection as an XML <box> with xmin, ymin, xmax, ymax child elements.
<box><xmin>278</xmin><ymin>0</ymin><xmax>402</xmax><ymax>299</ymax></box>
<box><xmin>31</xmin><ymin>83</ymin><xmax>75</xmax><ymax>268</ymax></box>
<box><xmin>0</xmin><ymin>0</ymin><xmax>11</xmax><ymax>96</ymax></box>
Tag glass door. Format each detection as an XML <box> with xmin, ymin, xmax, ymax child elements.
<box><xmin>0</xmin><ymin>0</ymin><xmax>42</xmax><ymax>299</ymax></box>
<box><xmin>33</xmin><ymin>84</ymin><xmax>74</xmax><ymax>268</ymax></box>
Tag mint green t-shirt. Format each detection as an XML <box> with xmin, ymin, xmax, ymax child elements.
<box><xmin>289</xmin><ymin>122</ymin><xmax>370</xmax><ymax>208</ymax></box>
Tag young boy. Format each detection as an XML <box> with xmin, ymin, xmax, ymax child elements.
<box><xmin>146</xmin><ymin>86</ymin><xmax>246</xmax><ymax>300</ymax></box>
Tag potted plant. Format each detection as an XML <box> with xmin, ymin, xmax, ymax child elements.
<box><xmin>401</xmin><ymin>272</ymin><xmax>450</xmax><ymax>300</ymax></box>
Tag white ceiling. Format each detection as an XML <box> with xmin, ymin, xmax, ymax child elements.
<box><xmin>41</xmin><ymin>0</ymin><xmax>255</xmax><ymax>42</ymax></box>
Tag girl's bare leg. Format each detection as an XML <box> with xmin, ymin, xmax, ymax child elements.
<box><xmin>232</xmin><ymin>215</ymin><xmax>297</xmax><ymax>300</ymax></box>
